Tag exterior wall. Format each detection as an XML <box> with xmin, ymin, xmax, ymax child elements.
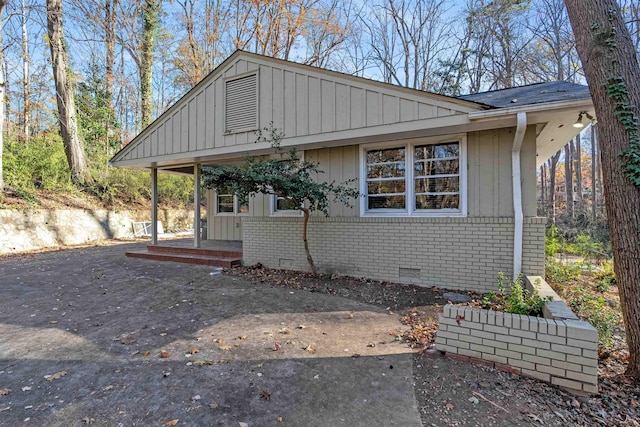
<box><xmin>242</xmin><ymin>217</ymin><xmax>545</xmax><ymax>292</ymax></box>
<box><xmin>435</xmin><ymin>276</ymin><xmax>598</xmax><ymax>394</ymax></box>
<box><xmin>114</xmin><ymin>54</ymin><xmax>474</xmax><ymax>165</ymax></box>
<box><xmin>0</xmin><ymin>209</ymin><xmax>193</xmax><ymax>254</ymax></box>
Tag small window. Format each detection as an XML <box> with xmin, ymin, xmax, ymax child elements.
<box><xmin>225</xmin><ymin>72</ymin><xmax>258</xmax><ymax>133</ymax></box>
<box><xmin>215</xmin><ymin>188</ymin><xmax>249</xmax><ymax>215</ymax></box>
<box><xmin>216</xmin><ymin>189</ymin><xmax>235</xmax><ymax>213</ymax></box>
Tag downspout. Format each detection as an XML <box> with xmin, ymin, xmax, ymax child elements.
<box><xmin>512</xmin><ymin>112</ymin><xmax>527</xmax><ymax>279</ymax></box>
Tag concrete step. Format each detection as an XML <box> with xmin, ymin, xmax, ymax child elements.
<box><xmin>146</xmin><ymin>244</ymin><xmax>243</xmax><ymax>258</ymax></box>
<box><xmin>125</xmin><ymin>250</ymin><xmax>241</xmax><ymax>268</ymax></box>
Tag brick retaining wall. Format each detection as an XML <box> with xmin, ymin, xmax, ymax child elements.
<box><xmin>435</xmin><ymin>276</ymin><xmax>598</xmax><ymax>394</ymax></box>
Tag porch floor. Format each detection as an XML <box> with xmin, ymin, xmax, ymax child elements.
<box><xmin>125</xmin><ymin>239</ymin><xmax>242</xmax><ymax>267</ymax></box>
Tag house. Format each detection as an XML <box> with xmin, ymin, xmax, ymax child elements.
<box><xmin>109</xmin><ymin>51</ymin><xmax>593</xmax><ymax>292</ymax></box>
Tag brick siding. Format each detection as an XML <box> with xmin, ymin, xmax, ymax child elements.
<box><xmin>242</xmin><ymin>216</ymin><xmax>545</xmax><ymax>292</ymax></box>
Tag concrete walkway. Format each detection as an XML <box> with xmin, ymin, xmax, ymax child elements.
<box><xmin>0</xmin><ymin>242</ymin><xmax>422</xmax><ymax>426</ymax></box>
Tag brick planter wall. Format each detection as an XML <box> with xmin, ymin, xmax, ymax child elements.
<box><xmin>435</xmin><ymin>276</ymin><xmax>598</xmax><ymax>395</ymax></box>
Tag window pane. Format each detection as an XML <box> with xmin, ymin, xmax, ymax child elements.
<box><xmin>368</xmin><ymin>195</ymin><xmax>405</xmax><ymax>210</ymax></box>
<box><xmin>367</xmin><ymin>147</ymin><xmax>405</xmax><ymax>163</ymax></box>
<box><xmin>414</xmin><ymin>159</ymin><xmax>459</xmax><ymax>176</ymax></box>
<box><xmin>367</xmin><ymin>163</ymin><xmax>405</xmax><ymax>178</ymax></box>
<box><xmin>367</xmin><ymin>179</ymin><xmax>405</xmax><ymax>195</ymax></box>
<box><xmin>415</xmin><ymin>194</ymin><xmax>459</xmax><ymax>210</ymax></box>
<box><xmin>414</xmin><ymin>142</ymin><xmax>458</xmax><ymax>159</ymax></box>
<box><xmin>415</xmin><ymin>177</ymin><xmax>459</xmax><ymax>193</ymax></box>
<box><xmin>276</xmin><ymin>197</ymin><xmax>298</xmax><ymax>211</ymax></box>
<box><xmin>217</xmin><ymin>195</ymin><xmax>234</xmax><ymax>213</ymax></box>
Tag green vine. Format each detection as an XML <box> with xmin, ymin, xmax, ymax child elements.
<box><xmin>598</xmin><ymin>9</ymin><xmax>640</xmax><ymax>186</ymax></box>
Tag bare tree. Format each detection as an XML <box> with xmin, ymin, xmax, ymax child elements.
<box><xmin>0</xmin><ymin>0</ymin><xmax>7</xmax><ymax>191</ymax></box>
<box><xmin>564</xmin><ymin>0</ymin><xmax>640</xmax><ymax>377</ymax></box>
<box><xmin>140</xmin><ymin>0</ymin><xmax>161</xmax><ymax>128</ymax></box>
<box><xmin>564</xmin><ymin>141</ymin><xmax>574</xmax><ymax>218</ymax></box>
<box><xmin>20</xmin><ymin>0</ymin><xmax>29</xmax><ymax>142</ymax></box>
<box><xmin>547</xmin><ymin>150</ymin><xmax>561</xmax><ymax>223</ymax></box>
<box><xmin>46</xmin><ymin>0</ymin><xmax>91</xmax><ymax>185</ymax></box>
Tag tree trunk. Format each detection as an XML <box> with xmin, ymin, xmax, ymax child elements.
<box><xmin>565</xmin><ymin>0</ymin><xmax>640</xmax><ymax>377</ymax></box>
<box><xmin>21</xmin><ymin>0</ymin><xmax>30</xmax><ymax>142</ymax></box>
<box><xmin>548</xmin><ymin>150</ymin><xmax>561</xmax><ymax>224</ymax></box>
<box><xmin>301</xmin><ymin>207</ymin><xmax>317</xmax><ymax>276</ymax></box>
<box><xmin>0</xmin><ymin>0</ymin><xmax>6</xmax><ymax>191</ymax></box>
<box><xmin>564</xmin><ymin>142</ymin><xmax>574</xmax><ymax>218</ymax></box>
<box><xmin>591</xmin><ymin>124</ymin><xmax>596</xmax><ymax>222</ymax></box>
<box><xmin>47</xmin><ymin>0</ymin><xmax>91</xmax><ymax>186</ymax></box>
<box><xmin>105</xmin><ymin>0</ymin><xmax>118</xmax><ymax>150</ymax></box>
<box><xmin>574</xmin><ymin>132</ymin><xmax>583</xmax><ymax>209</ymax></box>
<box><xmin>140</xmin><ymin>0</ymin><xmax>161</xmax><ymax>129</ymax></box>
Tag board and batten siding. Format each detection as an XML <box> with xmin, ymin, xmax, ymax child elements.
<box><xmin>208</xmin><ymin>127</ymin><xmax>538</xmax><ymax>240</ymax></box>
<box><xmin>113</xmin><ymin>55</ymin><xmax>472</xmax><ymax>164</ymax></box>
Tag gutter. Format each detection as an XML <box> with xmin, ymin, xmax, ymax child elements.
<box><xmin>512</xmin><ymin>112</ymin><xmax>527</xmax><ymax>279</ymax></box>
<box><xmin>468</xmin><ymin>99</ymin><xmax>592</xmax><ymax>120</ymax></box>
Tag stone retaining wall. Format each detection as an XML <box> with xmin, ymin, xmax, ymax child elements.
<box><xmin>435</xmin><ymin>276</ymin><xmax>598</xmax><ymax>395</ymax></box>
<box><xmin>0</xmin><ymin>208</ymin><xmax>193</xmax><ymax>254</ymax></box>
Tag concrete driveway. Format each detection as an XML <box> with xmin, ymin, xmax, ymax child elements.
<box><xmin>0</xmin><ymin>242</ymin><xmax>422</xmax><ymax>426</ymax></box>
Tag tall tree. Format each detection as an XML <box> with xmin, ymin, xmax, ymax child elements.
<box><xmin>21</xmin><ymin>0</ymin><xmax>30</xmax><ymax>142</ymax></box>
<box><xmin>105</xmin><ymin>0</ymin><xmax>119</xmax><ymax>146</ymax></box>
<box><xmin>564</xmin><ymin>0</ymin><xmax>640</xmax><ymax>377</ymax></box>
<box><xmin>0</xmin><ymin>0</ymin><xmax>6</xmax><ymax>191</ymax></box>
<box><xmin>547</xmin><ymin>150</ymin><xmax>561</xmax><ymax>223</ymax></box>
<box><xmin>140</xmin><ymin>0</ymin><xmax>161</xmax><ymax>128</ymax></box>
<box><xmin>564</xmin><ymin>141</ymin><xmax>573</xmax><ymax>218</ymax></box>
<box><xmin>47</xmin><ymin>0</ymin><xmax>91</xmax><ymax>185</ymax></box>
<box><xmin>574</xmin><ymin>132</ymin><xmax>583</xmax><ymax>209</ymax></box>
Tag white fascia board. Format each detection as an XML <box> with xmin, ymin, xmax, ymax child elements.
<box><xmin>468</xmin><ymin>99</ymin><xmax>593</xmax><ymax>120</ymax></box>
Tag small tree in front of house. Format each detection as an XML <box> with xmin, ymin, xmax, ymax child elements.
<box><xmin>202</xmin><ymin>126</ymin><xmax>360</xmax><ymax>275</ymax></box>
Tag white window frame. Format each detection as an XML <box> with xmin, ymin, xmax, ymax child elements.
<box><xmin>213</xmin><ymin>189</ymin><xmax>250</xmax><ymax>216</ymax></box>
<box><xmin>359</xmin><ymin>135</ymin><xmax>467</xmax><ymax>217</ymax></box>
<box><xmin>269</xmin><ymin>150</ymin><xmax>305</xmax><ymax>217</ymax></box>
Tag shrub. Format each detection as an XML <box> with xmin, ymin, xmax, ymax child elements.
<box><xmin>482</xmin><ymin>273</ymin><xmax>552</xmax><ymax>317</ymax></box>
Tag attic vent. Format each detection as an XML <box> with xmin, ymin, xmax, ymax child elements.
<box><xmin>225</xmin><ymin>73</ymin><xmax>258</xmax><ymax>133</ymax></box>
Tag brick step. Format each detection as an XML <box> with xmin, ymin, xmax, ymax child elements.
<box><xmin>126</xmin><ymin>250</ymin><xmax>241</xmax><ymax>268</ymax></box>
<box><xmin>146</xmin><ymin>245</ymin><xmax>243</xmax><ymax>258</ymax></box>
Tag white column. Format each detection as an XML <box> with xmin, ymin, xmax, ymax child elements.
<box><xmin>151</xmin><ymin>167</ymin><xmax>158</xmax><ymax>245</ymax></box>
<box><xmin>194</xmin><ymin>163</ymin><xmax>201</xmax><ymax>248</ymax></box>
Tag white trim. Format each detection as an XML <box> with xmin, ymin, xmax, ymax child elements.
<box><xmin>468</xmin><ymin>99</ymin><xmax>593</xmax><ymax>120</ymax></box>
<box><xmin>213</xmin><ymin>189</ymin><xmax>250</xmax><ymax>216</ymax></box>
<box><xmin>359</xmin><ymin>135</ymin><xmax>467</xmax><ymax>218</ymax></box>
<box><xmin>269</xmin><ymin>150</ymin><xmax>305</xmax><ymax>217</ymax></box>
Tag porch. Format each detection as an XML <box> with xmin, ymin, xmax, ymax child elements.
<box><xmin>125</xmin><ymin>238</ymin><xmax>242</xmax><ymax>267</ymax></box>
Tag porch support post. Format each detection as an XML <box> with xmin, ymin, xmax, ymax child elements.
<box><xmin>151</xmin><ymin>167</ymin><xmax>158</xmax><ymax>245</ymax></box>
<box><xmin>194</xmin><ymin>163</ymin><xmax>201</xmax><ymax>248</ymax></box>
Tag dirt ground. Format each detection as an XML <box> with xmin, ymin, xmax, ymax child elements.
<box><xmin>1</xmin><ymin>241</ymin><xmax>639</xmax><ymax>426</ymax></box>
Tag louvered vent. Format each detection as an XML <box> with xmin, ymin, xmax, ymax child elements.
<box><xmin>225</xmin><ymin>73</ymin><xmax>258</xmax><ymax>133</ymax></box>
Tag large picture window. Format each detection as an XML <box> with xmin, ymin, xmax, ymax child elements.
<box><xmin>361</xmin><ymin>137</ymin><xmax>465</xmax><ymax>216</ymax></box>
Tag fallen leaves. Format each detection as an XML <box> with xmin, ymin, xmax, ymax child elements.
<box><xmin>188</xmin><ymin>348</ymin><xmax>199</xmax><ymax>354</ymax></box>
<box><xmin>45</xmin><ymin>370</ymin><xmax>67</xmax><ymax>382</ymax></box>
<box><xmin>121</xmin><ymin>338</ymin><xmax>136</xmax><ymax>345</ymax></box>
<box><xmin>166</xmin><ymin>420</ymin><xmax>179</xmax><ymax>426</ymax></box>
<box><xmin>219</xmin><ymin>345</ymin><xmax>232</xmax><ymax>351</ymax></box>
<box><xmin>0</xmin><ymin>389</ymin><xmax>11</xmax><ymax>396</ymax></box>
<box><xmin>272</xmin><ymin>342</ymin><xmax>281</xmax><ymax>351</ymax></box>
<box><xmin>160</xmin><ymin>350</ymin><xmax>170</xmax><ymax>358</ymax></box>
<box><xmin>303</xmin><ymin>344</ymin><xmax>316</xmax><ymax>354</ymax></box>
<box><xmin>260</xmin><ymin>390</ymin><xmax>271</xmax><ymax>401</ymax></box>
